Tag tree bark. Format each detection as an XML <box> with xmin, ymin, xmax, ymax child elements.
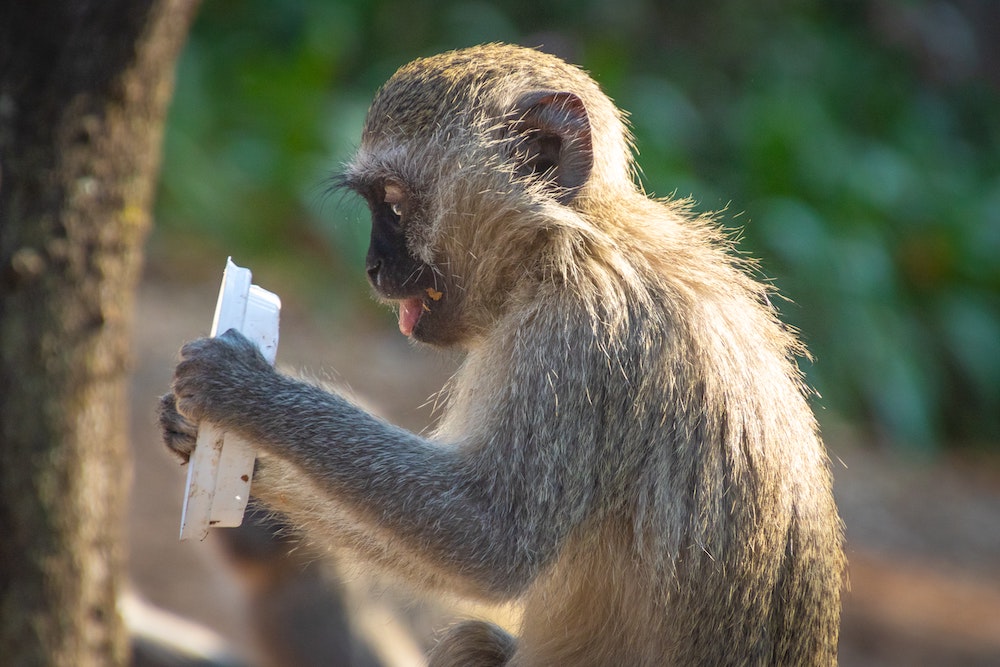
<box><xmin>0</xmin><ymin>1</ymin><xmax>199</xmax><ymax>665</ymax></box>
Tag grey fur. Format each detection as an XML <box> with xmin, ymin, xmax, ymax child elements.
<box><xmin>160</xmin><ymin>44</ymin><xmax>845</xmax><ymax>666</ymax></box>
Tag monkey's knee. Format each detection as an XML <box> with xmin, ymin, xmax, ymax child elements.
<box><xmin>428</xmin><ymin>620</ymin><xmax>516</xmax><ymax>667</ymax></box>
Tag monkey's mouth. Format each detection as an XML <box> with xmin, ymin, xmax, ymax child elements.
<box><xmin>396</xmin><ymin>287</ymin><xmax>443</xmax><ymax>337</ymax></box>
<box><xmin>397</xmin><ymin>297</ymin><xmax>425</xmax><ymax>337</ymax></box>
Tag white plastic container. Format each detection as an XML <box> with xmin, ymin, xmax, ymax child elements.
<box><xmin>179</xmin><ymin>258</ymin><xmax>280</xmax><ymax>541</ymax></box>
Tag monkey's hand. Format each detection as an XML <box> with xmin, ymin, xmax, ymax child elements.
<box><xmin>158</xmin><ymin>392</ymin><xmax>197</xmax><ymax>463</ymax></box>
<box><xmin>160</xmin><ymin>329</ymin><xmax>278</xmax><ymax>462</ymax></box>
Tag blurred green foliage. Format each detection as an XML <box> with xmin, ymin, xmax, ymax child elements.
<box><xmin>155</xmin><ymin>0</ymin><xmax>1000</xmax><ymax>450</ymax></box>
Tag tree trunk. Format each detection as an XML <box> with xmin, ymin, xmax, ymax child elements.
<box><xmin>0</xmin><ymin>1</ymin><xmax>199</xmax><ymax>665</ymax></box>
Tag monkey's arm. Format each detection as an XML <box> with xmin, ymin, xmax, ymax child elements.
<box><xmin>168</xmin><ymin>328</ymin><xmax>599</xmax><ymax>599</ymax></box>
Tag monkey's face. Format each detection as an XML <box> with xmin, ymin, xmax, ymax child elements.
<box><xmin>352</xmin><ymin>176</ymin><xmax>464</xmax><ymax>347</ymax></box>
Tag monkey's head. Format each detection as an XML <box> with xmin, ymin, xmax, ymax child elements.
<box><xmin>340</xmin><ymin>44</ymin><xmax>635</xmax><ymax>348</ymax></box>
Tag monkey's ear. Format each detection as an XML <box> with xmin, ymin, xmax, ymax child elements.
<box><xmin>508</xmin><ymin>91</ymin><xmax>593</xmax><ymax>204</ymax></box>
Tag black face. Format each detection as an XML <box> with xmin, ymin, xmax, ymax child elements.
<box><xmin>346</xmin><ymin>179</ymin><xmax>464</xmax><ymax>345</ymax></box>
<box><xmin>364</xmin><ymin>196</ymin><xmax>430</xmax><ymax>299</ymax></box>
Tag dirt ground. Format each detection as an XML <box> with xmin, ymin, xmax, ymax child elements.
<box><xmin>127</xmin><ymin>272</ymin><xmax>1000</xmax><ymax>666</ymax></box>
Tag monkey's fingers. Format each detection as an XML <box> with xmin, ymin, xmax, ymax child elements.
<box><xmin>158</xmin><ymin>392</ymin><xmax>198</xmax><ymax>463</ymax></box>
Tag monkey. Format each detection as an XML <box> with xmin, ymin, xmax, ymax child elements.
<box><xmin>159</xmin><ymin>43</ymin><xmax>845</xmax><ymax>666</ymax></box>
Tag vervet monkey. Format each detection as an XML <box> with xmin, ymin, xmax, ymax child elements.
<box><xmin>160</xmin><ymin>43</ymin><xmax>845</xmax><ymax>666</ymax></box>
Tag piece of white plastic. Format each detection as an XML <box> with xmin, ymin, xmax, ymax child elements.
<box><xmin>179</xmin><ymin>258</ymin><xmax>281</xmax><ymax>541</ymax></box>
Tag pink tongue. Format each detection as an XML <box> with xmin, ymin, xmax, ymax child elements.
<box><xmin>398</xmin><ymin>298</ymin><xmax>424</xmax><ymax>336</ymax></box>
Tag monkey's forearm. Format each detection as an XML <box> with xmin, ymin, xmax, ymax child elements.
<box><xmin>235</xmin><ymin>372</ymin><xmax>564</xmax><ymax>597</ymax></box>
<box><xmin>251</xmin><ymin>456</ymin><xmax>480</xmax><ymax>594</ymax></box>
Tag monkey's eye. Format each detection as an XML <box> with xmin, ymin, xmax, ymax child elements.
<box><xmin>384</xmin><ymin>181</ymin><xmax>406</xmax><ymax>222</ymax></box>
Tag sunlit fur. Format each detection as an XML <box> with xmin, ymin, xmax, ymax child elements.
<box><xmin>169</xmin><ymin>44</ymin><xmax>845</xmax><ymax>666</ymax></box>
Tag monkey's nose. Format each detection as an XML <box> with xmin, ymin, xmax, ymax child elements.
<box><xmin>366</xmin><ymin>259</ymin><xmax>382</xmax><ymax>285</ymax></box>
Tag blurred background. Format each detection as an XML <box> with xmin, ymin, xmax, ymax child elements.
<box><xmin>130</xmin><ymin>0</ymin><xmax>1000</xmax><ymax>665</ymax></box>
